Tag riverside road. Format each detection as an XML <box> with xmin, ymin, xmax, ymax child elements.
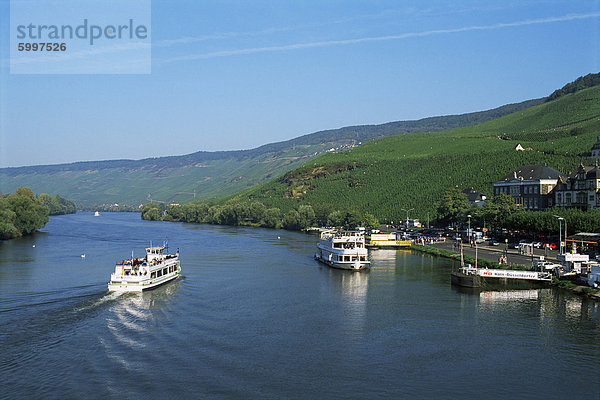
<box><xmin>428</xmin><ymin>240</ymin><xmax>560</xmax><ymax>268</ymax></box>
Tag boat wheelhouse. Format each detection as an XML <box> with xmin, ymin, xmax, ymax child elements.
<box><xmin>108</xmin><ymin>246</ymin><xmax>181</xmax><ymax>292</ymax></box>
<box><xmin>315</xmin><ymin>230</ymin><xmax>370</xmax><ymax>271</ymax></box>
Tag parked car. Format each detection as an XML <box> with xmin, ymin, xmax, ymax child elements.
<box><xmin>532</xmin><ymin>241</ymin><xmax>542</xmax><ymax>248</ymax></box>
<box><xmin>508</xmin><ymin>242</ymin><xmax>520</xmax><ymax>249</ymax></box>
<box><xmin>488</xmin><ymin>239</ymin><xmax>500</xmax><ymax>246</ymax></box>
<box><xmin>544</xmin><ymin>243</ymin><xmax>557</xmax><ymax>250</ymax></box>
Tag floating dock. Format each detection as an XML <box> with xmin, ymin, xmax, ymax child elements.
<box><xmin>451</xmin><ymin>266</ymin><xmax>552</xmax><ymax>288</ymax></box>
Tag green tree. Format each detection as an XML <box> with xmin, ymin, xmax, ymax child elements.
<box><xmin>436</xmin><ymin>188</ymin><xmax>470</xmax><ymax>226</ymax></box>
<box><xmin>312</xmin><ymin>203</ymin><xmax>334</xmax><ymax>226</ymax></box>
<box><xmin>261</xmin><ymin>207</ymin><xmax>281</xmax><ymax>228</ymax></box>
<box><xmin>327</xmin><ymin>210</ymin><xmax>345</xmax><ymax>227</ymax></box>
<box><xmin>297</xmin><ymin>205</ymin><xmax>316</xmax><ymax>229</ymax></box>
<box><xmin>363</xmin><ymin>213</ymin><xmax>379</xmax><ymax>230</ymax></box>
<box><xmin>283</xmin><ymin>210</ymin><xmax>301</xmax><ymax>230</ymax></box>
<box><xmin>141</xmin><ymin>203</ymin><xmax>162</xmax><ymax>221</ymax></box>
<box><xmin>0</xmin><ymin>198</ymin><xmax>19</xmax><ymax>239</ymax></box>
<box><xmin>249</xmin><ymin>201</ymin><xmax>267</xmax><ymax>223</ymax></box>
<box><xmin>216</xmin><ymin>204</ymin><xmax>240</xmax><ymax>225</ymax></box>
<box><xmin>481</xmin><ymin>193</ymin><xmax>522</xmax><ymax>228</ymax></box>
<box><xmin>15</xmin><ymin>187</ymin><xmax>35</xmax><ymax>200</ymax></box>
<box><xmin>5</xmin><ymin>190</ymin><xmax>48</xmax><ymax>236</ymax></box>
<box><xmin>344</xmin><ymin>207</ymin><xmax>364</xmax><ymax>229</ymax></box>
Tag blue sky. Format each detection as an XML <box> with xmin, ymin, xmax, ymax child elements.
<box><xmin>0</xmin><ymin>0</ymin><xmax>599</xmax><ymax>167</ymax></box>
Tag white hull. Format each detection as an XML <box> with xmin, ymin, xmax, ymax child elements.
<box><xmin>315</xmin><ymin>252</ymin><xmax>369</xmax><ymax>270</ymax></box>
<box><xmin>108</xmin><ymin>268</ymin><xmax>181</xmax><ymax>292</ymax></box>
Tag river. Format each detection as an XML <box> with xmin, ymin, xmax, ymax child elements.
<box><xmin>1</xmin><ymin>212</ymin><xmax>599</xmax><ymax>399</ymax></box>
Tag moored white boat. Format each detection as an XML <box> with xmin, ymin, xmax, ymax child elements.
<box><xmin>94</xmin><ymin>211</ymin><xmax>101</xmax><ymax>216</ymax></box>
<box><xmin>108</xmin><ymin>246</ymin><xmax>181</xmax><ymax>292</ymax></box>
<box><xmin>315</xmin><ymin>230</ymin><xmax>370</xmax><ymax>271</ymax></box>
<box><xmin>587</xmin><ymin>264</ymin><xmax>600</xmax><ymax>288</ymax></box>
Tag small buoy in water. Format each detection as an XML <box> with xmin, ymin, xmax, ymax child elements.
<box><xmin>277</xmin><ymin>236</ymin><xmax>280</xmax><ymax>239</ymax></box>
<box><xmin>81</xmin><ymin>254</ymin><xmax>86</xmax><ymax>258</ymax></box>
<box><xmin>32</xmin><ymin>244</ymin><xmax>36</xmax><ymax>248</ymax></box>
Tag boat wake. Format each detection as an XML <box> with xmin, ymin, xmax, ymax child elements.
<box><xmin>0</xmin><ymin>285</ymin><xmax>121</xmax><ymax>347</ymax></box>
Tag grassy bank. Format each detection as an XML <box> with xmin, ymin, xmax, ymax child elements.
<box><xmin>410</xmin><ymin>244</ymin><xmax>521</xmax><ymax>270</ymax></box>
<box><xmin>411</xmin><ymin>244</ymin><xmax>600</xmax><ymax>300</ymax></box>
<box><xmin>553</xmin><ymin>279</ymin><xmax>600</xmax><ymax>299</ymax></box>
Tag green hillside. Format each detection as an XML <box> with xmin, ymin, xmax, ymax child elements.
<box><xmin>220</xmin><ymin>84</ymin><xmax>600</xmax><ymax>223</ymax></box>
<box><xmin>0</xmin><ymin>99</ymin><xmax>541</xmax><ymax>206</ymax></box>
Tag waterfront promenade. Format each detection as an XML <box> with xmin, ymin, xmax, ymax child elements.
<box><xmin>427</xmin><ymin>240</ymin><xmax>560</xmax><ymax>268</ymax></box>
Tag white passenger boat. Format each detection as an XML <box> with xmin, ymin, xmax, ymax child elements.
<box><xmin>94</xmin><ymin>211</ymin><xmax>101</xmax><ymax>216</ymax></box>
<box><xmin>315</xmin><ymin>230</ymin><xmax>370</xmax><ymax>271</ymax></box>
<box><xmin>108</xmin><ymin>246</ymin><xmax>181</xmax><ymax>292</ymax></box>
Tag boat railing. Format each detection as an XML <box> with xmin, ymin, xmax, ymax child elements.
<box><xmin>320</xmin><ymin>230</ymin><xmax>366</xmax><ymax>239</ymax></box>
<box><xmin>459</xmin><ymin>264</ymin><xmax>478</xmax><ymax>275</ymax></box>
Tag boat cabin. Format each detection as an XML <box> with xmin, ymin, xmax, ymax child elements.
<box><xmin>557</xmin><ymin>253</ymin><xmax>589</xmax><ymax>273</ymax></box>
<box><xmin>321</xmin><ymin>231</ymin><xmax>366</xmax><ymax>249</ymax></box>
<box><xmin>146</xmin><ymin>246</ymin><xmax>165</xmax><ymax>263</ymax></box>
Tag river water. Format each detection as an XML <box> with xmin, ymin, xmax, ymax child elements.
<box><xmin>1</xmin><ymin>212</ymin><xmax>599</xmax><ymax>399</ymax></box>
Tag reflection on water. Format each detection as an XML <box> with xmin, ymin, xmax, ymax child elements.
<box><xmin>325</xmin><ymin>268</ymin><xmax>369</xmax><ymax>302</ymax></box>
<box><xmin>565</xmin><ymin>297</ymin><xmax>584</xmax><ymax>319</ymax></box>
<box><xmin>319</xmin><ymin>267</ymin><xmax>369</xmax><ymax>334</ymax></box>
<box><xmin>369</xmin><ymin>249</ymin><xmax>399</xmax><ymax>262</ymax></box>
<box><xmin>479</xmin><ymin>289</ymin><xmax>540</xmax><ymax>303</ymax></box>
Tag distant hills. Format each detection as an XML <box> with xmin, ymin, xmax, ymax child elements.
<box><xmin>0</xmin><ymin>98</ymin><xmax>543</xmax><ymax>206</ymax></box>
<box><xmin>547</xmin><ymin>72</ymin><xmax>600</xmax><ymax>102</ymax></box>
<box><xmin>219</xmin><ymin>79</ymin><xmax>600</xmax><ymax>222</ymax></box>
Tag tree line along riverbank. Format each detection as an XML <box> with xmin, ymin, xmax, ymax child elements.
<box><xmin>0</xmin><ymin>187</ymin><xmax>75</xmax><ymax>240</ymax></box>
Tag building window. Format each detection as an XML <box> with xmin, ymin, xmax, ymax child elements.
<box><xmin>534</xmin><ymin>198</ymin><xmax>538</xmax><ymax>208</ymax></box>
<box><xmin>534</xmin><ymin>186</ymin><xmax>538</xmax><ymax>194</ymax></box>
<box><xmin>566</xmin><ymin>193</ymin><xmax>572</xmax><ymax>204</ymax></box>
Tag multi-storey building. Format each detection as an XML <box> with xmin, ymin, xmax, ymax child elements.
<box><xmin>551</xmin><ymin>164</ymin><xmax>600</xmax><ymax>209</ymax></box>
<box><xmin>493</xmin><ymin>164</ymin><xmax>565</xmax><ymax>210</ymax></box>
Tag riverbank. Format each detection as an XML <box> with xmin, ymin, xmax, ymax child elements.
<box><xmin>554</xmin><ymin>279</ymin><xmax>600</xmax><ymax>301</ymax></box>
<box><xmin>410</xmin><ymin>244</ymin><xmax>512</xmax><ymax>270</ymax></box>
<box><xmin>410</xmin><ymin>243</ymin><xmax>600</xmax><ymax>300</ymax></box>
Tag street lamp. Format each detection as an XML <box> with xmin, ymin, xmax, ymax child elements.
<box><xmin>467</xmin><ymin>214</ymin><xmax>472</xmax><ymax>246</ymax></box>
<box><xmin>401</xmin><ymin>208</ymin><xmax>414</xmax><ymax>228</ymax></box>
<box><xmin>554</xmin><ymin>215</ymin><xmax>565</xmax><ymax>255</ymax></box>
